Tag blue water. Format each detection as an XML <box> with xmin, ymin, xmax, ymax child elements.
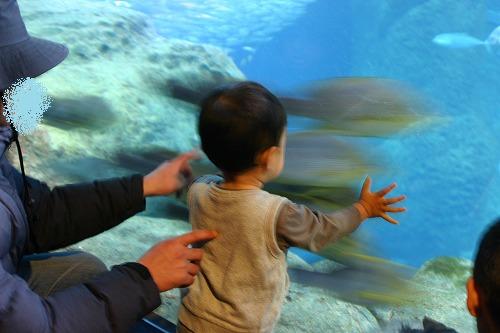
<box><xmin>117</xmin><ymin>0</ymin><xmax>500</xmax><ymax>267</ymax></box>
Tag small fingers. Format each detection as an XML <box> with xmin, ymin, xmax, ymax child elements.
<box><xmin>383</xmin><ymin>206</ymin><xmax>406</xmax><ymax>213</ymax></box>
<box><xmin>380</xmin><ymin>212</ymin><xmax>399</xmax><ymax>224</ymax></box>
<box><xmin>376</xmin><ymin>183</ymin><xmax>397</xmax><ymax>197</ymax></box>
<box><xmin>361</xmin><ymin>176</ymin><xmax>371</xmax><ymax>194</ymax></box>
<box><xmin>383</xmin><ymin>195</ymin><xmax>406</xmax><ymax>204</ymax></box>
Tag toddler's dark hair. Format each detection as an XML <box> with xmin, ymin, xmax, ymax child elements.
<box><xmin>198</xmin><ymin>81</ymin><xmax>287</xmax><ymax>174</ymax></box>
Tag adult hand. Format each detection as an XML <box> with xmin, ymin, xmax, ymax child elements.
<box><xmin>356</xmin><ymin>176</ymin><xmax>406</xmax><ymax>224</ymax></box>
<box><xmin>138</xmin><ymin>230</ymin><xmax>217</xmax><ymax>292</ymax></box>
<box><xmin>143</xmin><ymin>150</ymin><xmax>199</xmax><ymax>197</ymax></box>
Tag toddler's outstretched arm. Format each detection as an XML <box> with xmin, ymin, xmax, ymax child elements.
<box><xmin>275</xmin><ymin>176</ymin><xmax>406</xmax><ymax>252</ymax></box>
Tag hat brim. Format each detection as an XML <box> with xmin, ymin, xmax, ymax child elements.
<box><xmin>0</xmin><ymin>36</ymin><xmax>68</xmax><ymax>91</ymax></box>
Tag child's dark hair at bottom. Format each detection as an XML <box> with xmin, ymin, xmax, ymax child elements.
<box><xmin>473</xmin><ymin>218</ymin><xmax>500</xmax><ymax>329</ymax></box>
<box><xmin>198</xmin><ymin>81</ymin><xmax>287</xmax><ymax>174</ymax></box>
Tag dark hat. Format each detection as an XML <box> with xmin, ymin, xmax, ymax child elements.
<box><xmin>0</xmin><ymin>0</ymin><xmax>68</xmax><ymax>91</ymax></box>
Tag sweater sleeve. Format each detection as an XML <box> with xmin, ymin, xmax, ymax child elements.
<box><xmin>275</xmin><ymin>202</ymin><xmax>364</xmax><ymax>252</ymax></box>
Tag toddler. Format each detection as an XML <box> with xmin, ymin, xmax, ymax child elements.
<box><xmin>177</xmin><ymin>81</ymin><xmax>406</xmax><ymax>333</ymax></box>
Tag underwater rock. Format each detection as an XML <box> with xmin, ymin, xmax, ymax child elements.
<box><xmin>278</xmin><ymin>283</ymin><xmax>380</xmax><ymax>332</ymax></box>
<box><xmin>416</xmin><ymin>256</ymin><xmax>472</xmax><ymax>288</ymax></box>
<box><xmin>18</xmin><ymin>0</ymin><xmax>244</xmax><ymax>169</ymax></box>
<box><xmin>372</xmin><ymin>256</ymin><xmax>475</xmax><ymax>332</ymax></box>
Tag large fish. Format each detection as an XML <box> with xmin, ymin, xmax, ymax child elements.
<box><xmin>433</xmin><ymin>26</ymin><xmax>500</xmax><ymax>55</ymax></box>
<box><xmin>279</xmin><ymin>78</ymin><xmax>433</xmax><ymax>137</ymax></box>
<box><xmin>44</xmin><ymin>95</ymin><xmax>117</xmax><ymax>130</ymax></box>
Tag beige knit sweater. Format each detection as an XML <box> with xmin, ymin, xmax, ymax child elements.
<box><xmin>178</xmin><ymin>176</ymin><xmax>289</xmax><ymax>333</ymax></box>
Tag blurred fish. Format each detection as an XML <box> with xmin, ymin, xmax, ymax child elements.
<box><xmin>432</xmin><ymin>33</ymin><xmax>485</xmax><ymax>48</ymax></box>
<box><xmin>142</xmin><ymin>196</ymin><xmax>190</xmax><ymax>221</ymax></box>
<box><xmin>114</xmin><ymin>147</ymin><xmax>217</xmax><ymax>175</ymax></box>
<box><xmin>166</xmin><ymin>78</ymin><xmax>238</xmax><ymax>106</ymax></box>
<box><xmin>279</xmin><ymin>131</ymin><xmax>378</xmax><ymax>187</ymax></box>
<box><xmin>287</xmin><ymin>265</ymin><xmax>416</xmax><ymax>307</ymax></box>
<box><xmin>280</xmin><ymin>78</ymin><xmax>432</xmax><ymax>137</ymax></box>
<box><xmin>113</xmin><ymin>1</ymin><xmax>132</xmax><ymax>8</ymax></box>
<box><xmin>265</xmin><ymin>183</ymin><xmax>357</xmax><ymax>211</ymax></box>
<box><xmin>45</xmin><ymin>156</ymin><xmax>126</xmax><ymax>182</ymax></box>
<box><xmin>288</xmin><ymin>235</ymin><xmax>418</xmax><ymax>307</ymax></box>
<box><xmin>433</xmin><ymin>26</ymin><xmax>500</xmax><ymax>55</ymax></box>
<box><xmin>44</xmin><ymin>96</ymin><xmax>116</xmax><ymax>130</ymax></box>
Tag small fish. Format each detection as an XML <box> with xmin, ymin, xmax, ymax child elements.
<box><xmin>242</xmin><ymin>46</ymin><xmax>256</xmax><ymax>53</ymax></box>
<box><xmin>432</xmin><ymin>33</ymin><xmax>485</xmax><ymax>48</ymax></box>
<box><xmin>113</xmin><ymin>1</ymin><xmax>131</xmax><ymax>8</ymax></box>
<box><xmin>432</xmin><ymin>26</ymin><xmax>500</xmax><ymax>55</ymax></box>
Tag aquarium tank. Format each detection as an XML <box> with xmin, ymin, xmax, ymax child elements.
<box><xmin>11</xmin><ymin>0</ymin><xmax>500</xmax><ymax>332</ymax></box>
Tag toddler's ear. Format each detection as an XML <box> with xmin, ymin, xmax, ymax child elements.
<box><xmin>257</xmin><ymin>146</ymin><xmax>277</xmax><ymax>168</ymax></box>
<box><xmin>466</xmin><ymin>277</ymin><xmax>479</xmax><ymax>317</ymax></box>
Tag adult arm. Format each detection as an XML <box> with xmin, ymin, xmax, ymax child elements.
<box><xmin>0</xmin><ymin>126</ymin><xmax>145</xmax><ymax>253</ymax></box>
<box><xmin>21</xmin><ymin>147</ymin><xmax>197</xmax><ymax>253</ymax></box>
<box><xmin>22</xmin><ymin>173</ymin><xmax>145</xmax><ymax>254</ymax></box>
<box><xmin>1</xmin><ymin>129</ymin><xmax>198</xmax><ymax>254</ymax></box>
<box><xmin>0</xmin><ymin>203</ymin><xmax>160</xmax><ymax>333</ymax></box>
<box><xmin>0</xmin><ymin>261</ymin><xmax>160</xmax><ymax>333</ymax></box>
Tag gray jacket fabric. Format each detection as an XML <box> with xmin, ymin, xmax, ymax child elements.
<box><xmin>0</xmin><ymin>126</ymin><xmax>161</xmax><ymax>332</ymax></box>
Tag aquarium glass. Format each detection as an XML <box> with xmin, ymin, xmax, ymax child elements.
<box><xmin>15</xmin><ymin>0</ymin><xmax>500</xmax><ymax>331</ymax></box>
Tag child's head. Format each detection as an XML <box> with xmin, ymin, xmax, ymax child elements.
<box><xmin>467</xmin><ymin>218</ymin><xmax>500</xmax><ymax>332</ymax></box>
<box><xmin>199</xmin><ymin>81</ymin><xmax>287</xmax><ymax>181</ymax></box>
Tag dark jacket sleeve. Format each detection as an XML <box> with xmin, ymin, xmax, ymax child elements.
<box><xmin>0</xmin><ymin>259</ymin><xmax>161</xmax><ymax>333</ymax></box>
<box><xmin>22</xmin><ymin>173</ymin><xmax>146</xmax><ymax>254</ymax></box>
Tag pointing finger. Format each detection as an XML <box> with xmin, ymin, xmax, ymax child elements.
<box><xmin>176</xmin><ymin>150</ymin><xmax>200</xmax><ymax>166</ymax></box>
<box><xmin>179</xmin><ymin>230</ymin><xmax>217</xmax><ymax>246</ymax></box>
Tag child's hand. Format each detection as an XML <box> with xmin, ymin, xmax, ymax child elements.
<box><xmin>356</xmin><ymin>176</ymin><xmax>406</xmax><ymax>224</ymax></box>
<box><xmin>143</xmin><ymin>150</ymin><xmax>199</xmax><ymax>197</ymax></box>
